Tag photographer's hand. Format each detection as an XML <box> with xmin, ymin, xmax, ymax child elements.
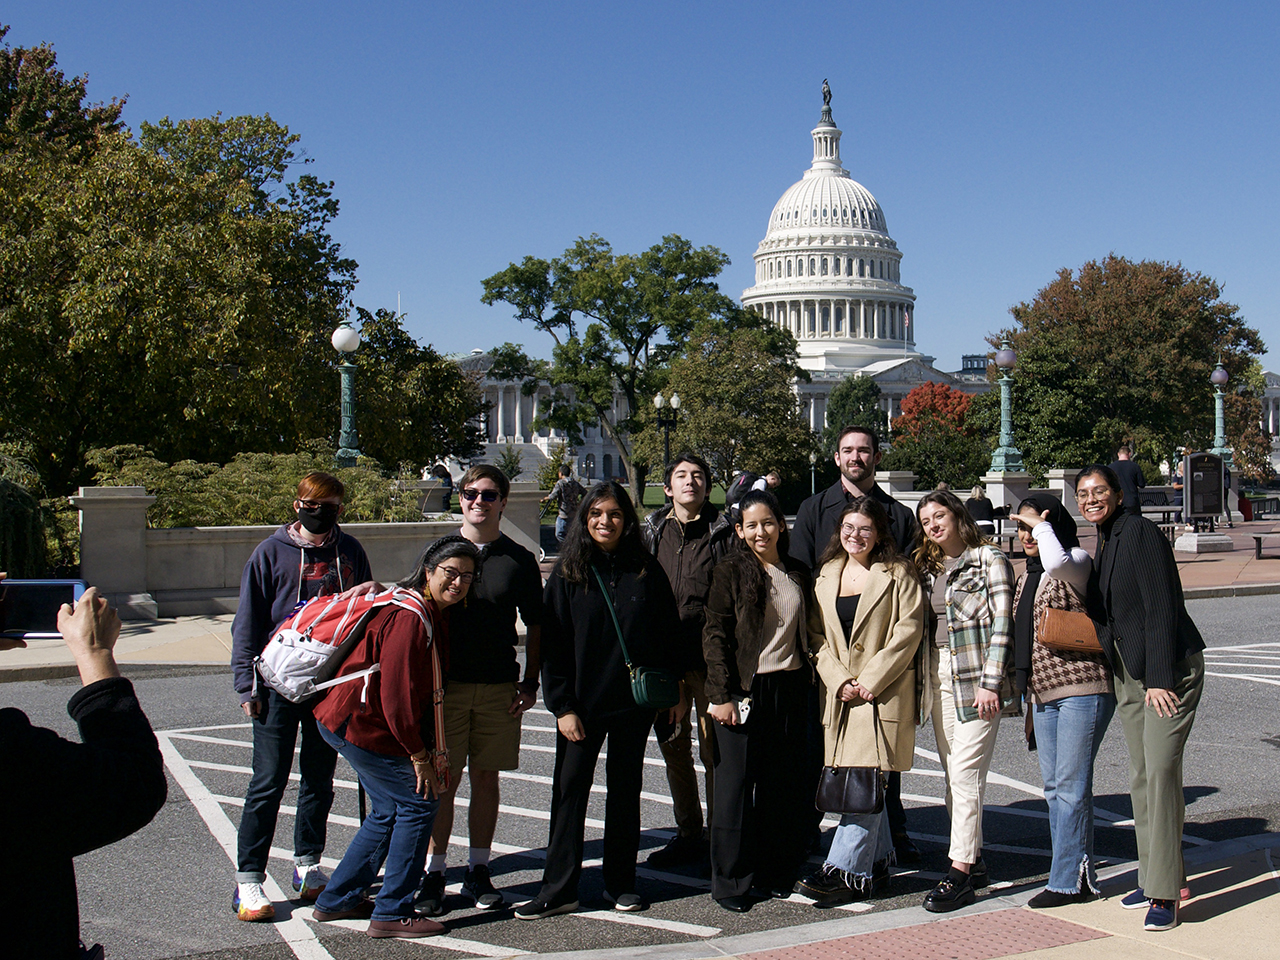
<box><xmin>57</xmin><ymin>587</ymin><xmax>122</xmax><ymax>686</ymax></box>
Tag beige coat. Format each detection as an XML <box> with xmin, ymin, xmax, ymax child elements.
<box><xmin>809</xmin><ymin>556</ymin><xmax>926</xmax><ymax>772</ymax></box>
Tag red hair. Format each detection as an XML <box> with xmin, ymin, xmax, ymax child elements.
<box><xmin>297</xmin><ymin>471</ymin><xmax>345</xmax><ymax>502</ymax></box>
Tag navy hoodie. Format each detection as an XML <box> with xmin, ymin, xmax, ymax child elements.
<box><xmin>231</xmin><ymin>524</ymin><xmax>372</xmax><ymax>702</ymax></box>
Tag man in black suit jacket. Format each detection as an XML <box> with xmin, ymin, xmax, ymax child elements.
<box><xmin>790</xmin><ymin>424</ymin><xmax>920</xmax><ymax>862</ymax></box>
<box><xmin>1108</xmin><ymin>445</ymin><xmax>1146</xmax><ymax>518</ymax></box>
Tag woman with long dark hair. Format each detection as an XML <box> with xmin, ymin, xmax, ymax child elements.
<box><xmin>311</xmin><ymin>536</ymin><xmax>480</xmax><ymax>940</ymax></box>
<box><xmin>1075</xmin><ymin>465</ymin><xmax>1204</xmax><ymax>932</ymax></box>
<box><xmin>516</xmin><ymin>481</ymin><xmax>683</xmax><ymax>919</ymax></box>
<box><xmin>1012</xmin><ymin>493</ymin><xmax>1114</xmax><ymax>908</ymax></box>
<box><xmin>794</xmin><ymin>498</ymin><xmax>925</xmax><ymax>906</ymax></box>
<box><xmin>914</xmin><ymin>490</ymin><xmax>1015</xmax><ymax>913</ymax></box>
<box><xmin>703</xmin><ymin>489</ymin><xmax>817</xmax><ymax>913</ymax></box>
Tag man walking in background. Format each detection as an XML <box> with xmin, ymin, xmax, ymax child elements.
<box><xmin>542</xmin><ymin>464</ymin><xmax>585</xmax><ymax>544</ymax></box>
<box><xmin>1109</xmin><ymin>445</ymin><xmax>1146</xmax><ymax>517</ymax></box>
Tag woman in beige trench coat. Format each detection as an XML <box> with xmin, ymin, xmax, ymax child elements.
<box><xmin>793</xmin><ymin>498</ymin><xmax>925</xmax><ymax>906</ymax></box>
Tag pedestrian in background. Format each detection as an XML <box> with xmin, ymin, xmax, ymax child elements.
<box><xmin>1075</xmin><ymin>465</ymin><xmax>1204</xmax><ymax>932</ymax></box>
<box><xmin>914</xmin><ymin>490</ymin><xmax>1015</xmax><ymax>913</ymax></box>
<box><xmin>1109</xmin><ymin>445</ymin><xmax>1146</xmax><ymax>518</ymax></box>
<box><xmin>794</xmin><ymin>499</ymin><xmax>925</xmax><ymax>907</ymax></box>
<box><xmin>542</xmin><ymin>464</ymin><xmax>585</xmax><ymax>544</ymax></box>
<box><xmin>1013</xmin><ymin>494</ymin><xmax>1114</xmax><ymax>908</ymax></box>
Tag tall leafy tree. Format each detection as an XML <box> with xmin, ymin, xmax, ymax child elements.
<box><xmin>352</xmin><ymin>307</ymin><xmax>485</xmax><ymax>469</ymax></box>
<box><xmin>822</xmin><ymin>374</ymin><xmax>887</xmax><ymax>452</ymax></box>
<box><xmin>969</xmin><ymin>255</ymin><xmax>1265</xmax><ymax>478</ymax></box>
<box><xmin>481</xmin><ymin>234</ymin><xmax>748</xmax><ymax>502</ymax></box>
<box><xmin>630</xmin><ymin>322</ymin><xmax>816</xmax><ymax>491</ymax></box>
<box><xmin>883</xmin><ymin>382</ymin><xmax>992</xmax><ymax>490</ymax></box>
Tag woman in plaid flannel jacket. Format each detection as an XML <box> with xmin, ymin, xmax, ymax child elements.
<box><xmin>914</xmin><ymin>490</ymin><xmax>1015</xmax><ymax>914</ymax></box>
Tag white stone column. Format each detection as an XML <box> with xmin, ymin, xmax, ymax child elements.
<box><xmin>514</xmin><ymin>388</ymin><xmax>526</xmax><ymax>442</ymax></box>
<box><xmin>496</xmin><ymin>386</ymin><xmax>508</xmax><ymax>442</ymax></box>
<box><xmin>70</xmin><ymin>486</ymin><xmax>158</xmax><ymax>619</ymax></box>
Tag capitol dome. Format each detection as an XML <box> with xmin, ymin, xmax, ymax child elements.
<box><xmin>742</xmin><ymin>88</ymin><xmax>919</xmax><ymax>377</ymax></box>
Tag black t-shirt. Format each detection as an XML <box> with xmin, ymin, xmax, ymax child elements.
<box><xmin>447</xmin><ymin>533</ymin><xmax>544</xmax><ymax>684</ymax></box>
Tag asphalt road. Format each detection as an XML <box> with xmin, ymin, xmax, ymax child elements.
<box><xmin>10</xmin><ymin>594</ymin><xmax>1279</xmax><ymax>959</ymax></box>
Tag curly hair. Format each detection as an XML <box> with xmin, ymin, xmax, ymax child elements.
<box><xmin>913</xmin><ymin>489</ymin><xmax>990</xmax><ymax>576</ymax></box>
<box><xmin>816</xmin><ymin>497</ymin><xmax>910</xmax><ymax>574</ymax></box>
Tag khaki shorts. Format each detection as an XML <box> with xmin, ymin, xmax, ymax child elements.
<box><xmin>442</xmin><ymin>681</ymin><xmax>523</xmax><ymax>774</ymax></box>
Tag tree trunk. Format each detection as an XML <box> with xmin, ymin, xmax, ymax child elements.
<box><xmin>595</xmin><ymin>409</ymin><xmax>647</xmax><ymax>508</ymax></box>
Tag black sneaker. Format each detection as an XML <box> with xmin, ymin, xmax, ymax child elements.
<box><xmin>923</xmin><ymin>873</ymin><xmax>976</xmax><ymax>913</ymax></box>
<box><xmin>416</xmin><ymin>872</ymin><xmax>447</xmax><ymax>916</ymax></box>
<box><xmin>795</xmin><ymin>865</ymin><xmax>872</xmax><ymax>907</ymax></box>
<box><xmin>645</xmin><ymin>833</ymin><xmax>708</xmax><ymax>868</ymax></box>
<box><xmin>513</xmin><ymin>897</ymin><xmax>578</xmax><ymax>920</ymax></box>
<box><xmin>1028</xmin><ymin>887</ymin><xmax>1095</xmax><ymax>909</ymax></box>
<box><xmin>462</xmin><ymin>864</ymin><xmax>504</xmax><ymax>910</ymax></box>
<box><xmin>970</xmin><ymin>858</ymin><xmax>989</xmax><ymax>889</ymax></box>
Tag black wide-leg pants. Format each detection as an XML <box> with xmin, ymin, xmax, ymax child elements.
<box><xmin>710</xmin><ymin>668</ymin><xmax>813</xmax><ymax>900</ymax></box>
<box><xmin>537</xmin><ymin>707</ymin><xmax>654</xmax><ymax>906</ymax></box>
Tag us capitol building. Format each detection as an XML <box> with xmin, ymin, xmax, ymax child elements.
<box><xmin>463</xmin><ymin>87</ymin><xmax>987</xmax><ymax>479</ymax></box>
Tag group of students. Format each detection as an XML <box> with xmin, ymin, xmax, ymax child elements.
<box><xmin>228</xmin><ymin>423</ymin><xmax>1205</xmax><ymax>940</ymax></box>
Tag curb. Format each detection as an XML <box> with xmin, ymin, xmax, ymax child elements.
<box><xmin>0</xmin><ymin>662</ymin><xmax>231</xmax><ymax>685</ymax></box>
<box><xmin>1184</xmin><ymin>582</ymin><xmax>1280</xmax><ymax>599</ymax></box>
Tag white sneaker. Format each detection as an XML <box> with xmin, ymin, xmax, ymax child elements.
<box><xmin>234</xmin><ymin>882</ymin><xmax>276</xmax><ymax>922</ymax></box>
<box><xmin>292</xmin><ymin>864</ymin><xmax>330</xmax><ymax>901</ymax></box>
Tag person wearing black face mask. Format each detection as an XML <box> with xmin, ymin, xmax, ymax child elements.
<box><xmin>230</xmin><ymin>471</ymin><xmax>373</xmax><ymax>923</ymax></box>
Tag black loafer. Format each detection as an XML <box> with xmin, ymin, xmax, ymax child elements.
<box><xmin>715</xmin><ymin>895</ymin><xmax>754</xmax><ymax>913</ymax></box>
<box><xmin>1028</xmin><ymin>887</ymin><xmax>1096</xmax><ymax>909</ymax></box>
<box><xmin>923</xmin><ymin>874</ymin><xmax>976</xmax><ymax>913</ymax></box>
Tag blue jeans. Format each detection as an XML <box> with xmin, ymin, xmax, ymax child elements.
<box><xmin>236</xmin><ymin>688</ymin><xmax>337</xmax><ymax>882</ymax></box>
<box><xmin>314</xmin><ymin>723</ymin><xmax>439</xmax><ymax>920</ymax></box>
<box><xmin>825</xmin><ymin>808</ymin><xmax>892</xmax><ymax>878</ymax></box>
<box><xmin>1032</xmin><ymin>693</ymin><xmax>1115</xmax><ymax>893</ymax></box>
<box><xmin>555</xmin><ymin>516</ymin><xmax>568</xmax><ymax>543</ymax></box>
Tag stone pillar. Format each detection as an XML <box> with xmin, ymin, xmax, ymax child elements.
<box><xmin>514</xmin><ymin>387</ymin><xmax>525</xmax><ymax>442</ymax></box>
<box><xmin>500</xmin><ymin>484</ymin><xmax>546</xmax><ymax>561</ymax></box>
<box><xmin>876</xmin><ymin>471</ymin><xmax>916</xmax><ymax>497</ymax></box>
<box><xmin>1045</xmin><ymin>469</ymin><xmax>1083</xmax><ymax>519</ymax></box>
<box><xmin>982</xmin><ymin>471</ymin><xmax>1034</xmax><ymax>516</ymax></box>
<box><xmin>495</xmin><ymin>386</ymin><xmax>508</xmax><ymax>442</ymax></box>
<box><xmin>69</xmin><ymin>486</ymin><xmax>158</xmax><ymax>620</ymax></box>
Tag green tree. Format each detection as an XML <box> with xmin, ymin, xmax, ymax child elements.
<box><xmin>481</xmin><ymin>234</ymin><xmax>749</xmax><ymax>504</ymax></box>
<box><xmin>630</xmin><ymin>322</ymin><xmax>816</xmax><ymax>491</ymax></box>
<box><xmin>351</xmin><ymin>307</ymin><xmax>485</xmax><ymax>470</ymax></box>
<box><xmin>822</xmin><ymin>374</ymin><xmax>887</xmax><ymax>452</ymax></box>
<box><xmin>969</xmin><ymin>255</ymin><xmax>1265</xmax><ymax>478</ymax></box>
<box><xmin>534</xmin><ymin>441</ymin><xmax>573</xmax><ymax>490</ymax></box>
<box><xmin>0</xmin><ymin>25</ymin><xmax>123</xmax><ymax>155</ymax></box>
<box><xmin>494</xmin><ymin>443</ymin><xmax>524</xmax><ymax>481</ymax></box>
<box><xmin>883</xmin><ymin>382</ymin><xmax>992</xmax><ymax>490</ymax></box>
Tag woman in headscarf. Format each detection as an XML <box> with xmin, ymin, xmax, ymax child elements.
<box><xmin>1013</xmin><ymin>494</ymin><xmax>1114</xmax><ymax>908</ymax></box>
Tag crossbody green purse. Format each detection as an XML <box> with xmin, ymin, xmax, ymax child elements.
<box><xmin>591</xmin><ymin>565</ymin><xmax>681</xmax><ymax>711</ymax></box>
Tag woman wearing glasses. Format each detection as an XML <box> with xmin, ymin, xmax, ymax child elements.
<box><xmin>914</xmin><ymin>490</ymin><xmax>1015</xmax><ymax>913</ymax></box>
<box><xmin>794</xmin><ymin>498</ymin><xmax>925</xmax><ymax>906</ymax></box>
<box><xmin>1012</xmin><ymin>494</ymin><xmax>1113</xmax><ymax>908</ymax></box>
<box><xmin>517</xmin><ymin>481</ymin><xmax>683</xmax><ymax>919</ymax></box>
<box><xmin>310</xmin><ymin>535</ymin><xmax>481</xmax><ymax>939</ymax></box>
<box><xmin>1074</xmin><ymin>466</ymin><xmax>1204</xmax><ymax>932</ymax></box>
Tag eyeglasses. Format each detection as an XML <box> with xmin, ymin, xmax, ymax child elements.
<box><xmin>437</xmin><ymin>565</ymin><xmax>476</xmax><ymax>585</ymax></box>
<box><xmin>297</xmin><ymin>499</ymin><xmax>338</xmax><ymax>510</ymax></box>
<box><xmin>461</xmin><ymin>488</ymin><xmax>501</xmax><ymax>503</ymax></box>
<box><xmin>840</xmin><ymin>524</ymin><xmax>875</xmax><ymax>538</ymax></box>
<box><xmin>1074</xmin><ymin>487</ymin><xmax>1114</xmax><ymax>504</ymax></box>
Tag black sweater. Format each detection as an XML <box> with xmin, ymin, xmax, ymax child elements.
<box><xmin>1092</xmin><ymin>511</ymin><xmax>1205</xmax><ymax>689</ymax></box>
<box><xmin>1</xmin><ymin>677</ymin><xmax>167</xmax><ymax>959</ymax></box>
<box><xmin>540</xmin><ymin>549</ymin><xmax>681</xmax><ymax>721</ymax></box>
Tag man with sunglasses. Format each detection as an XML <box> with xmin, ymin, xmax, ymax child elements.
<box><xmin>420</xmin><ymin>464</ymin><xmax>544</xmax><ymax>915</ymax></box>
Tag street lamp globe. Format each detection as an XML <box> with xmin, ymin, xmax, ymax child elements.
<box><xmin>669</xmin><ymin>393</ymin><xmax>680</xmax><ymax>410</ymax></box>
<box><xmin>1210</xmin><ymin>363</ymin><xmax>1229</xmax><ymax>387</ymax></box>
<box><xmin>995</xmin><ymin>340</ymin><xmax>1017</xmax><ymax>370</ymax></box>
<box><xmin>332</xmin><ymin>324</ymin><xmax>361</xmax><ymax>354</ymax></box>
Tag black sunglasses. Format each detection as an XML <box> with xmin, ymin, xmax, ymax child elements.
<box><xmin>461</xmin><ymin>488</ymin><xmax>501</xmax><ymax>503</ymax></box>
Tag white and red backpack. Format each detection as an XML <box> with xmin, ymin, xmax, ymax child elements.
<box><xmin>253</xmin><ymin>587</ymin><xmax>431</xmax><ymax>704</ymax></box>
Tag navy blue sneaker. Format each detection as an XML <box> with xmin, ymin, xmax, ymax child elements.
<box><xmin>1144</xmin><ymin>898</ymin><xmax>1178</xmax><ymax>931</ymax></box>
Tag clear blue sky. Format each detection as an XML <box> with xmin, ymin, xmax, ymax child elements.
<box><xmin>10</xmin><ymin>1</ymin><xmax>1279</xmax><ymax>373</ymax></box>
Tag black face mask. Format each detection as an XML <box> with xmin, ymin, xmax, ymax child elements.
<box><xmin>297</xmin><ymin>503</ymin><xmax>340</xmax><ymax>535</ymax></box>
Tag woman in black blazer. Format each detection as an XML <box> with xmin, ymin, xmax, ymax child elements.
<box><xmin>1075</xmin><ymin>465</ymin><xmax>1204</xmax><ymax>933</ymax></box>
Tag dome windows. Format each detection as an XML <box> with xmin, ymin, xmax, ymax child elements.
<box><xmin>821</xmin><ymin>257</ymin><xmax>828</xmax><ymax>276</ymax></box>
<box><xmin>786</xmin><ymin>260</ymin><xmax>793</xmax><ymax>277</ymax></box>
<box><xmin>822</xmin><ymin>207</ymin><xmax>828</xmax><ymax>218</ymax></box>
<box><xmin>809</xmin><ymin>257</ymin><xmax>816</xmax><ymax>275</ymax></box>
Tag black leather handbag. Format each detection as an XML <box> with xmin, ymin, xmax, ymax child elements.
<box><xmin>814</xmin><ymin>699</ymin><xmax>886</xmax><ymax>815</ymax></box>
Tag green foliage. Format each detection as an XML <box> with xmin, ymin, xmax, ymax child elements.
<box><xmin>978</xmin><ymin>255</ymin><xmax>1266</xmax><ymax>476</ymax></box>
<box><xmin>883</xmin><ymin>382</ymin><xmax>992</xmax><ymax>490</ymax></box>
<box><xmin>629</xmin><ymin>321</ymin><xmax>817</xmax><ymax>491</ymax></box>
<box><xmin>351</xmin><ymin>307</ymin><xmax>485</xmax><ymax>469</ymax></box>
<box><xmin>85</xmin><ymin>443</ymin><xmax>424</xmax><ymax>527</ymax></box>
<box><xmin>0</xmin><ymin>25</ymin><xmax>123</xmax><ymax>156</ymax></box>
<box><xmin>494</xmin><ymin>443</ymin><xmax>525</xmax><ymax>481</ymax></box>
<box><xmin>534</xmin><ymin>442</ymin><xmax>573</xmax><ymax>491</ymax></box>
<box><xmin>822</xmin><ymin>375</ymin><xmax>887</xmax><ymax>453</ymax></box>
<box><xmin>481</xmin><ymin>234</ymin><xmax>753</xmax><ymax>503</ymax></box>
<box><xmin>0</xmin><ymin>479</ymin><xmax>48</xmax><ymax>576</ymax></box>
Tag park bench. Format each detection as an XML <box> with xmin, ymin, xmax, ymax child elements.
<box><xmin>1252</xmin><ymin>530</ymin><xmax>1280</xmax><ymax>560</ymax></box>
<box><xmin>1250</xmin><ymin>496</ymin><xmax>1280</xmax><ymax>520</ymax></box>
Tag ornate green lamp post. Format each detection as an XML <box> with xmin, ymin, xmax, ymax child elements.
<box><xmin>332</xmin><ymin>322</ymin><xmax>362</xmax><ymax>467</ymax></box>
<box><xmin>989</xmin><ymin>337</ymin><xmax>1024</xmax><ymax>472</ymax></box>
<box><xmin>1209</xmin><ymin>359</ymin><xmax>1233</xmax><ymax>469</ymax></box>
